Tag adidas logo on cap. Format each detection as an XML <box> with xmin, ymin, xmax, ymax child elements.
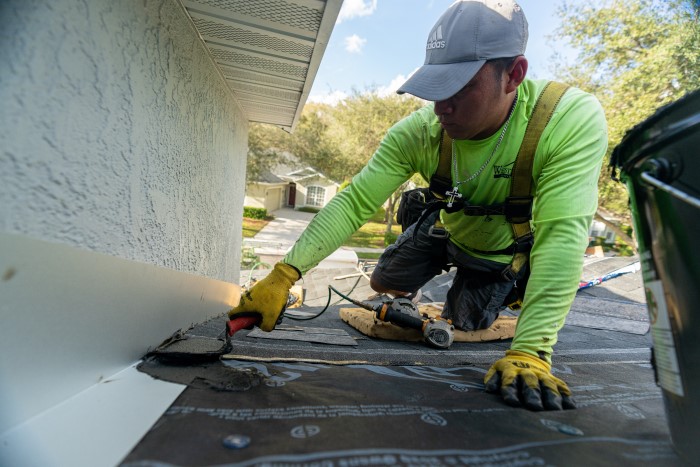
<box><xmin>426</xmin><ymin>25</ymin><xmax>445</xmax><ymax>50</ymax></box>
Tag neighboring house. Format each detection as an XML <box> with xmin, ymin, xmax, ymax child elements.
<box><xmin>589</xmin><ymin>208</ymin><xmax>629</xmax><ymax>245</ymax></box>
<box><xmin>244</xmin><ymin>171</ymin><xmax>290</xmax><ymax>213</ymax></box>
<box><xmin>284</xmin><ymin>167</ymin><xmax>340</xmax><ymax>209</ymax></box>
<box><xmin>590</xmin><ymin>219</ymin><xmax>619</xmax><ymax>245</ymax></box>
<box><xmin>245</xmin><ymin>158</ymin><xmax>340</xmax><ymax>212</ymax></box>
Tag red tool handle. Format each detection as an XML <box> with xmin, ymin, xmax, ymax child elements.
<box><xmin>226</xmin><ymin>316</ymin><xmax>260</xmax><ymax>337</ymax></box>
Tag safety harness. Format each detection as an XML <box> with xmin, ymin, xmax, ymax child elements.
<box><xmin>413</xmin><ymin>81</ymin><xmax>569</xmax><ymax>306</ymax></box>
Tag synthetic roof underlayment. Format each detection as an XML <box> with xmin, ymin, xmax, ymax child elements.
<box><xmin>123</xmin><ymin>257</ymin><xmax>684</xmax><ymax>466</ymax></box>
<box><xmin>182</xmin><ymin>0</ymin><xmax>342</xmax><ymax>131</ymax></box>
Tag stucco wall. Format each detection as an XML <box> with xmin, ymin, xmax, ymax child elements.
<box><xmin>0</xmin><ymin>0</ymin><xmax>247</xmax><ymax>282</ymax></box>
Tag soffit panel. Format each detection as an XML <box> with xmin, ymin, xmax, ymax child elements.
<box><xmin>181</xmin><ymin>0</ymin><xmax>341</xmax><ymax>131</ymax></box>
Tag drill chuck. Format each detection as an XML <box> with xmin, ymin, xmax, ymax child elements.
<box><xmin>422</xmin><ymin>318</ymin><xmax>455</xmax><ymax>349</ymax></box>
<box><xmin>375</xmin><ymin>298</ymin><xmax>454</xmax><ymax>349</ymax></box>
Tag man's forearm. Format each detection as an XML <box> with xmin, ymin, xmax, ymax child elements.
<box><xmin>283</xmin><ymin>184</ymin><xmax>385</xmax><ymax>274</ymax></box>
<box><xmin>510</xmin><ymin>215</ymin><xmax>591</xmax><ymax>362</ymax></box>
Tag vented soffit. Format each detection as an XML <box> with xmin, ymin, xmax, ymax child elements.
<box><xmin>181</xmin><ymin>0</ymin><xmax>342</xmax><ymax>132</ymax></box>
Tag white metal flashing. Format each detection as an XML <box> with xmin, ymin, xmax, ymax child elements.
<box><xmin>0</xmin><ymin>364</ymin><xmax>185</xmax><ymax>467</ymax></box>
<box><xmin>0</xmin><ymin>233</ymin><xmax>240</xmax><ymax>434</ymax></box>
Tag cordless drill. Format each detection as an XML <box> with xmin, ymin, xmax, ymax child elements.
<box><xmin>343</xmin><ymin>294</ymin><xmax>455</xmax><ymax>350</ymax></box>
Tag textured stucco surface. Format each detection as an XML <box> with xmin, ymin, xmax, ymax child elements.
<box><xmin>0</xmin><ymin>0</ymin><xmax>248</xmax><ymax>282</ymax></box>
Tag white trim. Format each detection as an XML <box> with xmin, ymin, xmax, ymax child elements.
<box><xmin>291</xmin><ymin>0</ymin><xmax>344</xmax><ymax>131</ymax></box>
<box><xmin>0</xmin><ymin>233</ymin><xmax>240</xmax><ymax>434</ymax></box>
<box><xmin>306</xmin><ymin>185</ymin><xmax>326</xmax><ymax>207</ymax></box>
<box><xmin>0</xmin><ymin>364</ymin><xmax>185</xmax><ymax>467</ymax></box>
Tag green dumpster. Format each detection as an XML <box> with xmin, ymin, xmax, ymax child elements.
<box><xmin>611</xmin><ymin>89</ymin><xmax>700</xmax><ymax>463</ymax></box>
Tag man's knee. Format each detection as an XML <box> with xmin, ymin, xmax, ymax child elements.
<box><xmin>369</xmin><ymin>273</ymin><xmax>388</xmax><ymax>293</ymax></box>
<box><xmin>369</xmin><ymin>275</ymin><xmax>381</xmax><ymax>292</ymax></box>
<box><xmin>370</xmin><ymin>273</ymin><xmax>408</xmax><ymax>296</ymax></box>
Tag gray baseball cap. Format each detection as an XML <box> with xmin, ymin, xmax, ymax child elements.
<box><xmin>397</xmin><ymin>0</ymin><xmax>528</xmax><ymax>101</ymax></box>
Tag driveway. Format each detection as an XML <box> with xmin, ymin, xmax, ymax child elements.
<box><xmin>242</xmin><ymin>207</ymin><xmax>362</xmax><ymax>271</ymax></box>
<box><xmin>250</xmin><ymin>207</ymin><xmax>316</xmax><ymax>247</ymax></box>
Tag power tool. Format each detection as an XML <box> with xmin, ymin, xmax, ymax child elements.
<box><xmin>225</xmin><ymin>287</ymin><xmax>455</xmax><ymax>349</ymax></box>
<box><xmin>331</xmin><ymin>287</ymin><xmax>455</xmax><ymax>349</ymax></box>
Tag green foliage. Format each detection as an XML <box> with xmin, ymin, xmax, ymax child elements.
<box><xmin>384</xmin><ymin>231</ymin><xmax>398</xmax><ymax>247</ymax></box>
<box><xmin>285</xmin><ymin>95</ymin><xmax>424</xmax><ymax>185</ymax></box>
<box><xmin>552</xmin><ymin>0</ymin><xmax>700</xmax><ymax>219</ymax></box>
<box><xmin>246</xmin><ymin>123</ymin><xmax>290</xmax><ymax>182</ymax></box>
<box><xmin>368</xmin><ymin>206</ymin><xmax>387</xmax><ymax>223</ymax></box>
<box><xmin>332</xmin><ymin>91</ymin><xmax>425</xmax><ymax>170</ymax></box>
<box><xmin>243</xmin><ymin>206</ymin><xmax>268</xmax><ymax>220</ymax></box>
<box><xmin>247</xmin><ymin>91</ymin><xmax>426</xmax><ymax>229</ymax></box>
<box><xmin>344</xmin><ymin>220</ymin><xmax>402</xmax><ymax>249</ymax></box>
<box><xmin>240</xmin><ymin>245</ymin><xmax>261</xmax><ymax>269</ymax></box>
<box><xmin>242</xmin><ymin>217</ymin><xmax>270</xmax><ymax>237</ymax></box>
<box><xmin>326</xmin><ymin>91</ymin><xmax>425</xmax><ymax>229</ymax></box>
<box><xmin>610</xmin><ymin>241</ymin><xmax>636</xmax><ymax>257</ymax></box>
<box><xmin>250</xmin><ymin>93</ymin><xmax>425</xmax><ymax>184</ymax></box>
<box><xmin>297</xmin><ymin>206</ymin><xmax>321</xmax><ymax>213</ymax></box>
<box><xmin>288</xmin><ymin>103</ymin><xmax>350</xmax><ymax>182</ymax></box>
<box><xmin>592</xmin><ymin>236</ymin><xmax>635</xmax><ymax>256</ymax></box>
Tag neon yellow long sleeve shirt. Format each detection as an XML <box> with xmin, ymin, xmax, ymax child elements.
<box><xmin>284</xmin><ymin>79</ymin><xmax>608</xmax><ymax>361</ymax></box>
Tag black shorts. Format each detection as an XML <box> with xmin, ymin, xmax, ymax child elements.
<box><xmin>371</xmin><ymin>212</ymin><xmax>519</xmax><ymax>331</ymax></box>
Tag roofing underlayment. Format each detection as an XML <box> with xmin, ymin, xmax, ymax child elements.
<box><xmin>124</xmin><ymin>256</ymin><xmax>682</xmax><ymax>466</ymax></box>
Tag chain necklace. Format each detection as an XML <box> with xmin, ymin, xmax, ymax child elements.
<box><xmin>445</xmin><ymin>90</ymin><xmax>518</xmax><ymax>207</ymax></box>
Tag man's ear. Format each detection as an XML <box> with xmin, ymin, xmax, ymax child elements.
<box><xmin>506</xmin><ymin>56</ymin><xmax>528</xmax><ymax>93</ymax></box>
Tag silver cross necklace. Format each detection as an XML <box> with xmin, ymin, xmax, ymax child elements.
<box><xmin>445</xmin><ymin>90</ymin><xmax>519</xmax><ymax>207</ymax></box>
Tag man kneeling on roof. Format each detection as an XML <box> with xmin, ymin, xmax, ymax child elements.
<box><xmin>229</xmin><ymin>0</ymin><xmax>608</xmax><ymax>411</ymax></box>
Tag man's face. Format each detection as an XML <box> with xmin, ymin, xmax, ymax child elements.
<box><xmin>433</xmin><ymin>63</ymin><xmax>506</xmax><ymax>140</ymax></box>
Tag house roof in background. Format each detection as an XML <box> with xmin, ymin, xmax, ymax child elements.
<box><xmin>181</xmin><ymin>0</ymin><xmax>342</xmax><ymax>132</ymax></box>
<box><xmin>255</xmin><ymin>170</ymin><xmax>287</xmax><ymax>184</ymax></box>
<box><xmin>252</xmin><ymin>165</ymin><xmax>337</xmax><ymax>185</ymax></box>
<box><xmin>250</xmin><ymin>153</ymin><xmax>339</xmax><ymax>185</ymax></box>
<box><xmin>282</xmin><ymin>166</ymin><xmax>328</xmax><ymax>182</ymax></box>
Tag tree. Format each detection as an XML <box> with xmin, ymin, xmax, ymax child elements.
<box><xmin>553</xmin><ymin>0</ymin><xmax>699</xmax><ymax>220</ymax></box>
<box><xmin>246</xmin><ymin>91</ymin><xmax>425</xmax><ymax>233</ymax></box>
<box><xmin>246</xmin><ymin>104</ymin><xmax>347</xmax><ymax>183</ymax></box>
<box><xmin>287</xmin><ymin>103</ymin><xmax>350</xmax><ymax>182</ymax></box>
<box><xmin>331</xmin><ymin>90</ymin><xmax>425</xmax><ymax>233</ymax></box>
<box><xmin>245</xmin><ymin>123</ymin><xmax>290</xmax><ymax>182</ymax></box>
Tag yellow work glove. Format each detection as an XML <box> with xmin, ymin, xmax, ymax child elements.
<box><xmin>228</xmin><ymin>262</ymin><xmax>300</xmax><ymax>332</ymax></box>
<box><xmin>484</xmin><ymin>350</ymin><xmax>576</xmax><ymax>411</ymax></box>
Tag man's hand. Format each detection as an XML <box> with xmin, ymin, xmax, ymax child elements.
<box><xmin>484</xmin><ymin>350</ymin><xmax>576</xmax><ymax>411</ymax></box>
<box><xmin>228</xmin><ymin>262</ymin><xmax>300</xmax><ymax>332</ymax></box>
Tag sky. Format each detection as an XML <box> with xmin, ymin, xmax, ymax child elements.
<box><xmin>308</xmin><ymin>0</ymin><xmax>583</xmax><ymax>104</ymax></box>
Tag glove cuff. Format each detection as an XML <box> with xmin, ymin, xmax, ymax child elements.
<box><xmin>275</xmin><ymin>262</ymin><xmax>301</xmax><ymax>283</ymax></box>
<box><xmin>505</xmin><ymin>350</ymin><xmax>551</xmax><ymax>371</ymax></box>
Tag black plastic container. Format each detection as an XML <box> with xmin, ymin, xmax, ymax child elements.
<box><xmin>611</xmin><ymin>89</ymin><xmax>700</xmax><ymax>463</ymax></box>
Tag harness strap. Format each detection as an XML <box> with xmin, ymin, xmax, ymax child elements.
<box><xmin>508</xmin><ymin>81</ymin><xmax>570</xmax><ymax>235</ymax></box>
<box><xmin>502</xmin><ymin>81</ymin><xmax>569</xmax><ymax>283</ymax></box>
<box><xmin>429</xmin><ymin>130</ymin><xmax>453</xmax><ymax>198</ymax></box>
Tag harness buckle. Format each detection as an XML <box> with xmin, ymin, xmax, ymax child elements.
<box><xmin>428</xmin><ymin>225</ymin><xmax>450</xmax><ymax>239</ymax></box>
<box><xmin>502</xmin><ymin>252</ymin><xmax>529</xmax><ymax>282</ymax></box>
<box><xmin>504</xmin><ymin>196</ymin><xmax>533</xmax><ymax>224</ymax></box>
<box><xmin>513</xmin><ymin>233</ymin><xmax>535</xmax><ymax>253</ymax></box>
<box><xmin>501</xmin><ymin>265</ymin><xmax>517</xmax><ymax>282</ymax></box>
